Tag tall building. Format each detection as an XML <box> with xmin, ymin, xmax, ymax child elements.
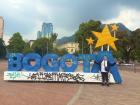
<box><xmin>37</xmin><ymin>22</ymin><xmax>53</xmax><ymax>39</ymax></box>
<box><xmin>37</xmin><ymin>31</ymin><xmax>42</xmax><ymax>39</ymax></box>
<box><xmin>0</xmin><ymin>17</ymin><xmax>4</xmax><ymax>39</ymax></box>
<box><xmin>42</xmin><ymin>22</ymin><xmax>53</xmax><ymax>38</ymax></box>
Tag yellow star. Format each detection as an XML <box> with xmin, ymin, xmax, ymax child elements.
<box><xmin>92</xmin><ymin>25</ymin><xmax>118</xmax><ymax>51</ymax></box>
<box><xmin>86</xmin><ymin>37</ymin><xmax>94</xmax><ymax>45</ymax></box>
<box><xmin>111</xmin><ymin>24</ymin><xmax>119</xmax><ymax>31</ymax></box>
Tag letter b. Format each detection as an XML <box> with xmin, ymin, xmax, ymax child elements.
<box><xmin>8</xmin><ymin>53</ymin><xmax>23</xmax><ymax>71</ymax></box>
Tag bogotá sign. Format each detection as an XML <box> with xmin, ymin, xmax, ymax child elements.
<box><xmin>4</xmin><ymin>51</ymin><xmax>122</xmax><ymax>83</ymax></box>
<box><xmin>4</xmin><ymin>25</ymin><xmax>122</xmax><ymax>83</ymax></box>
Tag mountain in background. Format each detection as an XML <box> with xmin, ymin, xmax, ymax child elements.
<box><xmin>116</xmin><ymin>23</ymin><xmax>130</xmax><ymax>31</ymax></box>
<box><xmin>112</xmin><ymin>23</ymin><xmax>131</xmax><ymax>34</ymax></box>
<box><xmin>56</xmin><ymin>23</ymin><xmax>131</xmax><ymax>45</ymax></box>
<box><xmin>56</xmin><ymin>35</ymin><xmax>75</xmax><ymax>45</ymax></box>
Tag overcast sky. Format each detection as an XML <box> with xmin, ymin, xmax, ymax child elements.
<box><xmin>1</xmin><ymin>0</ymin><xmax>140</xmax><ymax>44</ymax></box>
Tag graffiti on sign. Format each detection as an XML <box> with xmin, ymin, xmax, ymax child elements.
<box><xmin>90</xmin><ymin>74</ymin><xmax>111</xmax><ymax>81</ymax></box>
<box><xmin>6</xmin><ymin>72</ymin><xmax>27</xmax><ymax>80</ymax></box>
<box><xmin>27</xmin><ymin>72</ymin><xmax>85</xmax><ymax>82</ymax></box>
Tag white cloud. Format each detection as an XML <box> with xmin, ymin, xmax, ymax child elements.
<box><xmin>103</xmin><ymin>8</ymin><xmax>140</xmax><ymax>30</ymax></box>
<box><xmin>54</xmin><ymin>27</ymin><xmax>77</xmax><ymax>39</ymax></box>
<box><xmin>10</xmin><ymin>0</ymin><xmax>25</xmax><ymax>9</ymax></box>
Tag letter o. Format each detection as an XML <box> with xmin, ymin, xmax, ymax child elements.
<box><xmin>60</xmin><ymin>54</ymin><xmax>78</xmax><ymax>72</ymax></box>
<box><xmin>42</xmin><ymin>54</ymin><xmax>59</xmax><ymax>72</ymax></box>
<box><xmin>22</xmin><ymin>53</ymin><xmax>41</xmax><ymax>71</ymax></box>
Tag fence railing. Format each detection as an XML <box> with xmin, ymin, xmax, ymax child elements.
<box><xmin>118</xmin><ymin>63</ymin><xmax>137</xmax><ymax>73</ymax></box>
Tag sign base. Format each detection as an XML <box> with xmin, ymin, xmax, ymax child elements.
<box><xmin>4</xmin><ymin>71</ymin><xmax>115</xmax><ymax>83</ymax></box>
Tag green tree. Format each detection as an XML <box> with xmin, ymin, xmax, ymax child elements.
<box><xmin>52</xmin><ymin>48</ymin><xmax>68</xmax><ymax>56</ymax></box>
<box><xmin>50</xmin><ymin>33</ymin><xmax>58</xmax><ymax>42</ymax></box>
<box><xmin>32</xmin><ymin>33</ymin><xmax>58</xmax><ymax>56</ymax></box>
<box><xmin>7</xmin><ymin>32</ymin><xmax>25</xmax><ymax>53</ymax></box>
<box><xmin>131</xmin><ymin>29</ymin><xmax>140</xmax><ymax>61</ymax></box>
<box><xmin>32</xmin><ymin>38</ymin><xmax>49</xmax><ymax>56</ymax></box>
<box><xmin>23</xmin><ymin>43</ymin><xmax>34</xmax><ymax>54</ymax></box>
<box><xmin>114</xmin><ymin>31</ymin><xmax>136</xmax><ymax>63</ymax></box>
<box><xmin>75</xmin><ymin>20</ymin><xmax>102</xmax><ymax>54</ymax></box>
<box><xmin>49</xmin><ymin>33</ymin><xmax>58</xmax><ymax>51</ymax></box>
<box><xmin>0</xmin><ymin>38</ymin><xmax>7</xmax><ymax>59</ymax></box>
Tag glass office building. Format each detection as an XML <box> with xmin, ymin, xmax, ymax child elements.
<box><xmin>42</xmin><ymin>22</ymin><xmax>53</xmax><ymax>38</ymax></box>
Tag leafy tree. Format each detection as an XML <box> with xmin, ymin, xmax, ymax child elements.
<box><xmin>131</xmin><ymin>29</ymin><xmax>140</xmax><ymax>61</ymax></box>
<box><xmin>49</xmin><ymin>33</ymin><xmax>58</xmax><ymax>52</ymax></box>
<box><xmin>32</xmin><ymin>38</ymin><xmax>49</xmax><ymax>56</ymax></box>
<box><xmin>114</xmin><ymin>31</ymin><xmax>137</xmax><ymax>63</ymax></box>
<box><xmin>32</xmin><ymin>34</ymin><xmax>57</xmax><ymax>56</ymax></box>
<box><xmin>75</xmin><ymin>20</ymin><xmax>102</xmax><ymax>54</ymax></box>
<box><xmin>0</xmin><ymin>38</ymin><xmax>7</xmax><ymax>59</ymax></box>
<box><xmin>50</xmin><ymin>33</ymin><xmax>58</xmax><ymax>42</ymax></box>
<box><xmin>23</xmin><ymin>43</ymin><xmax>34</xmax><ymax>54</ymax></box>
<box><xmin>52</xmin><ymin>48</ymin><xmax>68</xmax><ymax>56</ymax></box>
<box><xmin>7</xmin><ymin>32</ymin><xmax>25</xmax><ymax>53</ymax></box>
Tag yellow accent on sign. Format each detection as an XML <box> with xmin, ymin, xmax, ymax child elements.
<box><xmin>86</xmin><ymin>37</ymin><xmax>94</xmax><ymax>45</ymax></box>
<box><xmin>92</xmin><ymin>25</ymin><xmax>118</xmax><ymax>51</ymax></box>
<box><xmin>111</xmin><ymin>24</ymin><xmax>119</xmax><ymax>31</ymax></box>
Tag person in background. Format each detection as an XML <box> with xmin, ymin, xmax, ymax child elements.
<box><xmin>101</xmin><ymin>56</ymin><xmax>110</xmax><ymax>86</ymax></box>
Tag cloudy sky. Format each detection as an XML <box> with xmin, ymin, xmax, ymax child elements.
<box><xmin>0</xmin><ymin>0</ymin><xmax>140</xmax><ymax>44</ymax></box>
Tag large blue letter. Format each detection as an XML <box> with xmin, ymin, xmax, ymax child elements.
<box><xmin>8</xmin><ymin>53</ymin><xmax>23</xmax><ymax>71</ymax></box>
<box><xmin>22</xmin><ymin>53</ymin><xmax>41</xmax><ymax>71</ymax></box>
<box><xmin>60</xmin><ymin>54</ymin><xmax>78</xmax><ymax>72</ymax></box>
<box><xmin>78</xmin><ymin>54</ymin><xmax>95</xmax><ymax>72</ymax></box>
<box><xmin>42</xmin><ymin>54</ymin><xmax>59</xmax><ymax>72</ymax></box>
<box><xmin>92</xmin><ymin>51</ymin><xmax>122</xmax><ymax>84</ymax></box>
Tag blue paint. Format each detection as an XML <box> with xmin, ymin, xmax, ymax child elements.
<box><xmin>78</xmin><ymin>54</ymin><xmax>95</xmax><ymax>72</ymax></box>
<box><xmin>60</xmin><ymin>54</ymin><xmax>78</xmax><ymax>72</ymax></box>
<box><xmin>91</xmin><ymin>51</ymin><xmax>122</xmax><ymax>83</ymax></box>
<box><xmin>110</xmin><ymin>65</ymin><xmax>122</xmax><ymax>84</ymax></box>
<box><xmin>8</xmin><ymin>53</ymin><xmax>23</xmax><ymax>71</ymax></box>
<box><xmin>42</xmin><ymin>54</ymin><xmax>59</xmax><ymax>72</ymax></box>
<box><xmin>22</xmin><ymin>53</ymin><xmax>41</xmax><ymax>71</ymax></box>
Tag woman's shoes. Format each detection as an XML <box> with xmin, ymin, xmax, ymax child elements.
<box><xmin>101</xmin><ymin>83</ymin><xmax>110</xmax><ymax>86</ymax></box>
